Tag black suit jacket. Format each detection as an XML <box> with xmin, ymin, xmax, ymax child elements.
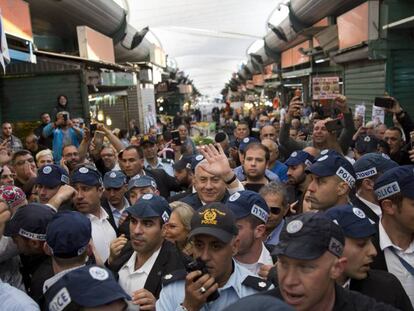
<box><xmin>350</xmin><ymin>195</ymin><xmax>380</xmax><ymax>224</ymax></box>
<box><xmin>101</xmin><ymin>197</ymin><xmax>118</xmax><ymax>234</ymax></box>
<box><xmin>144</xmin><ymin>168</ymin><xmax>182</xmax><ymax>199</ymax></box>
<box><xmin>371</xmin><ymin>227</ymin><xmax>389</xmax><ymax>272</ymax></box>
<box><xmin>107</xmin><ymin>240</ymin><xmax>184</xmax><ymax>299</ymax></box>
<box><xmin>350</xmin><ymin>269</ymin><xmax>413</xmax><ymax>311</ymax></box>
<box><xmin>263</xmin><ymin>284</ymin><xmax>398</xmax><ymax>311</ymax></box>
<box><xmin>179</xmin><ymin>191</ymin><xmax>230</xmax><ymax>210</ymax></box>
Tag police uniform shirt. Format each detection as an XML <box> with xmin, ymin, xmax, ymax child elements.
<box><xmin>234</xmin><ymin>243</ymin><xmax>273</xmax><ymax>276</ymax></box>
<box><xmin>379</xmin><ymin>221</ymin><xmax>414</xmax><ymax>306</ymax></box>
<box><xmin>144</xmin><ymin>158</ymin><xmax>174</xmax><ymax>177</ymax></box>
<box><xmin>42</xmin><ymin>265</ymin><xmax>84</xmax><ymax>294</ymax></box>
<box><xmin>156</xmin><ymin>260</ymin><xmax>273</xmax><ymax>311</ymax></box>
<box><xmin>118</xmin><ymin>247</ymin><xmax>161</xmax><ymax>296</ymax></box>
<box><xmin>87</xmin><ymin>207</ymin><xmax>117</xmax><ymax>262</ymax></box>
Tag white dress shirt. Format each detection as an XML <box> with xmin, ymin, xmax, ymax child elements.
<box><xmin>109</xmin><ymin>198</ymin><xmax>130</xmax><ymax>227</ymax></box>
<box><xmin>379</xmin><ymin>221</ymin><xmax>414</xmax><ymax>305</ymax></box>
<box><xmin>118</xmin><ymin>247</ymin><xmax>161</xmax><ymax>296</ymax></box>
<box><xmin>235</xmin><ymin>243</ymin><xmax>273</xmax><ymax>276</ymax></box>
<box><xmin>87</xmin><ymin>207</ymin><xmax>116</xmax><ymax>262</ymax></box>
<box><xmin>356</xmin><ymin>194</ymin><xmax>382</xmax><ymax>217</ymax></box>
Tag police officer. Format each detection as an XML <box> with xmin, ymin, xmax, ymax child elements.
<box><xmin>128</xmin><ymin>175</ymin><xmax>159</xmax><ymax>205</ymax></box>
<box><xmin>71</xmin><ymin>165</ymin><xmax>116</xmax><ymax>262</ymax></box>
<box><xmin>285</xmin><ymin>150</ymin><xmax>315</xmax><ymax>205</ymax></box>
<box><xmin>265</xmin><ymin>212</ymin><xmax>397</xmax><ymax>310</ymax></box>
<box><xmin>325</xmin><ymin>204</ymin><xmax>413</xmax><ymax>310</ymax></box>
<box><xmin>373</xmin><ymin>165</ymin><xmax>414</xmax><ymax>306</ymax></box>
<box><xmin>226</xmin><ymin>190</ymin><xmax>273</xmax><ymax>275</ymax></box>
<box><xmin>43</xmin><ymin>211</ymin><xmax>93</xmax><ymax>293</ymax></box>
<box><xmin>142</xmin><ymin>135</ymin><xmax>174</xmax><ymax>177</ymax></box>
<box><xmin>102</xmin><ymin>170</ymin><xmax>129</xmax><ymax>229</ymax></box>
<box><xmin>35</xmin><ymin>164</ymin><xmax>70</xmax><ymax>205</ymax></box>
<box><xmin>352</xmin><ymin>153</ymin><xmax>398</xmax><ymax>223</ymax></box>
<box><xmin>156</xmin><ymin>202</ymin><xmax>272</xmax><ymax>311</ymax></box>
<box><xmin>44</xmin><ymin>265</ymin><xmax>130</xmax><ymax>311</ymax></box>
<box><xmin>306</xmin><ymin>149</ymin><xmax>356</xmax><ymax>211</ymax></box>
<box><xmin>223</xmin><ymin>294</ymin><xmax>293</xmax><ymax>311</ymax></box>
<box><xmin>108</xmin><ymin>194</ymin><xmax>183</xmax><ymax>309</ymax></box>
<box><xmin>4</xmin><ymin>203</ymin><xmax>55</xmax><ymax>304</ymax></box>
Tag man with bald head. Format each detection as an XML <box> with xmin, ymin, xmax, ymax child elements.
<box><xmin>260</xmin><ymin>124</ymin><xmax>288</xmax><ymax>161</ymax></box>
<box><xmin>261</xmin><ymin>139</ymin><xmax>287</xmax><ymax>182</ymax></box>
<box><xmin>280</xmin><ymin>96</ymin><xmax>355</xmax><ymax>155</ymax></box>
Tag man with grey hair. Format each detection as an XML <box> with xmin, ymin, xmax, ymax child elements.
<box><xmin>259</xmin><ymin>182</ymin><xmax>289</xmax><ymax>247</ymax></box>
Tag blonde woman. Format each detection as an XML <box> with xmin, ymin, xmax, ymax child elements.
<box><xmin>164</xmin><ymin>201</ymin><xmax>194</xmax><ymax>256</ymax></box>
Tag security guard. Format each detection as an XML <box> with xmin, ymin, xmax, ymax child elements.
<box><xmin>264</xmin><ymin>212</ymin><xmax>397</xmax><ymax>310</ymax></box>
<box><xmin>325</xmin><ymin>204</ymin><xmax>413</xmax><ymax>310</ymax></box>
<box><xmin>352</xmin><ymin>153</ymin><xmax>398</xmax><ymax>223</ymax></box>
<box><xmin>142</xmin><ymin>135</ymin><xmax>174</xmax><ymax>177</ymax></box>
<box><xmin>44</xmin><ymin>265</ymin><xmax>130</xmax><ymax>311</ymax></box>
<box><xmin>306</xmin><ymin>149</ymin><xmax>356</xmax><ymax>211</ymax></box>
<box><xmin>372</xmin><ymin>165</ymin><xmax>414</xmax><ymax>306</ymax></box>
<box><xmin>156</xmin><ymin>202</ymin><xmax>272</xmax><ymax>311</ymax></box>
<box><xmin>226</xmin><ymin>190</ymin><xmax>273</xmax><ymax>275</ymax></box>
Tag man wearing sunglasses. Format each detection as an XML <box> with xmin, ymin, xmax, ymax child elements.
<box><xmin>259</xmin><ymin>182</ymin><xmax>290</xmax><ymax>247</ymax></box>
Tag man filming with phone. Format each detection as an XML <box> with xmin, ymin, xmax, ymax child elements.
<box><xmin>43</xmin><ymin>112</ymin><xmax>83</xmax><ymax>164</ymax></box>
<box><xmin>280</xmin><ymin>95</ymin><xmax>355</xmax><ymax>155</ymax></box>
<box><xmin>374</xmin><ymin>96</ymin><xmax>414</xmax><ymax>165</ymax></box>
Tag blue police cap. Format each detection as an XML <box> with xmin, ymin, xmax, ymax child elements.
<box><xmin>46</xmin><ymin>211</ymin><xmax>92</xmax><ymax>258</ymax></box>
<box><xmin>285</xmin><ymin>150</ymin><xmax>315</xmax><ymax>167</ymax></box>
<box><xmin>353</xmin><ymin>153</ymin><xmax>398</xmax><ymax>180</ymax></box>
<box><xmin>355</xmin><ymin>135</ymin><xmax>381</xmax><ymax>155</ymax></box>
<box><xmin>70</xmin><ymin>165</ymin><xmax>102</xmax><ymax>186</ymax></box>
<box><xmin>307</xmin><ymin>149</ymin><xmax>356</xmax><ymax>188</ymax></box>
<box><xmin>44</xmin><ymin>265</ymin><xmax>130</xmax><ymax>310</ymax></box>
<box><xmin>173</xmin><ymin>155</ymin><xmax>193</xmax><ymax>171</ymax></box>
<box><xmin>4</xmin><ymin>203</ymin><xmax>55</xmax><ymax>240</ymax></box>
<box><xmin>226</xmin><ymin>190</ymin><xmax>269</xmax><ymax>223</ymax></box>
<box><xmin>191</xmin><ymin>154</ymin><xmax>205</xmax><ymax>171</ymax></box>
<box><xmin>374</xmin><ymin>165</ymin><xmax>414</xmax><ymax>200</ymax></box>
<box><xmin>223</xmin><ymin>295</ymin><xmax>294</xmax><ymax>311</ymax></box>
<box><xmin>239</xmin><ymin>137</ymin><xmax>260</xmax><ymax>153</ymax></box>
<box><xmin>103</xmin><ymin>171</ymin><xmax>127</xmax><ymax>189</ymax></box>
<box><xmin>36</xmin><ymin>164</ymin><xmax>69</xmax><ymax>188</ymax></box>
<box><xmin>126</xmin><ymin>194</ymin><xmax>171</xmax><ymax>223</ymax></box>
<box><xmin>272</xmin><ymin>212</ymin><xmax>345</xmax><ymax>260</ymax></box>
<box><xmin>127</xmin><ymin>175</ymin><xmax>157</xmax><ymax>191</ymax></box>
<box><xmin>324</xmin><ymin>204</ymin><xmax>376</xmax><ymax>239</ymax></box>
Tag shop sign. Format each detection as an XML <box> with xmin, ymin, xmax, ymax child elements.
<box><xmin>101</xmin><ymin>71</ymin><xmax>136</xmax><ymax>87</ymax></box>
<box><xmin>253</xmin><ymin>74</ymin><xmax>264</xmax><ymax>86</ymax></box>
<box><xmin>312</xmin><ymin>76</ymin><xmax>340</xmax><ymax>100</ymax></box>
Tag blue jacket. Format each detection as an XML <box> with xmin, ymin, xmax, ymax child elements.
<box><xmin>43</xmin><ymin>124</ymin><xmax>83</xmax><ymax>163</ymax></box>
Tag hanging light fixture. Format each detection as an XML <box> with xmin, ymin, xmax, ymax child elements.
<box><xmin>97</xmin><ymin>111</ymin><xmax>104</xmax><ymax>122</ymax></box>
<box><xmin>106</xmin><ymin>117</ymin><xmax>112</xmax><ymax>126</ymax></box>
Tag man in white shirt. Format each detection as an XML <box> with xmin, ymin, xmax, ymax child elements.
<box><xmin>107</xmin><ymin>194</ymin><xmax>183</xmax><ymax>310</ymax></box>
<box><xmin>226</xmin><ymin>190</ymin><xmax>273</xmax><ymax>275</ymax></box>
<box><xmin>372</xmin><ymin>165</ymin><xmax>414</xmax><ymax>306</ymax></box>
<box><xmin>352</xmin><ymin>153</ymin><xmax>398</xmax><ymax>223</ymax></box>
<box><xmin>71</xmin><ymin>165</ymin><xmax>116</xmax><ymax>262</ymax></box>
<box><xmin>102</xmin><ymin>170</ymin><xmax>129</xmax><ymax>228</ymax></box>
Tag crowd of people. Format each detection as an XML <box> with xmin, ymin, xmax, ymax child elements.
<box><xmin>0</xmin><ymin>93</ymin><xmax>413</xmax><ymax>311</ymax></box>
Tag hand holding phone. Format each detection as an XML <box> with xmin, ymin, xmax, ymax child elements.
<box><xmin>374</xmin><ymin>97</ymin><xmax>394</xmax><ymax>109</ymax></box>
<box><xmin>325</xmin><ymin>118</ymin><xmax>344</xmax><ymax>132</ymax></box>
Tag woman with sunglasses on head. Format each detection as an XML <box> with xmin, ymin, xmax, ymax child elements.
<box><xmin>164</xmin><ymin>201</ymin><xmax>194</xmax><ymax>256</ymax></box>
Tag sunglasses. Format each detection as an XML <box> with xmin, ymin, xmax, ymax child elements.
<box><xmin>269</xmin><ymin>207</ymin><xmax>282</xmax><ymax>215</ymax></box>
